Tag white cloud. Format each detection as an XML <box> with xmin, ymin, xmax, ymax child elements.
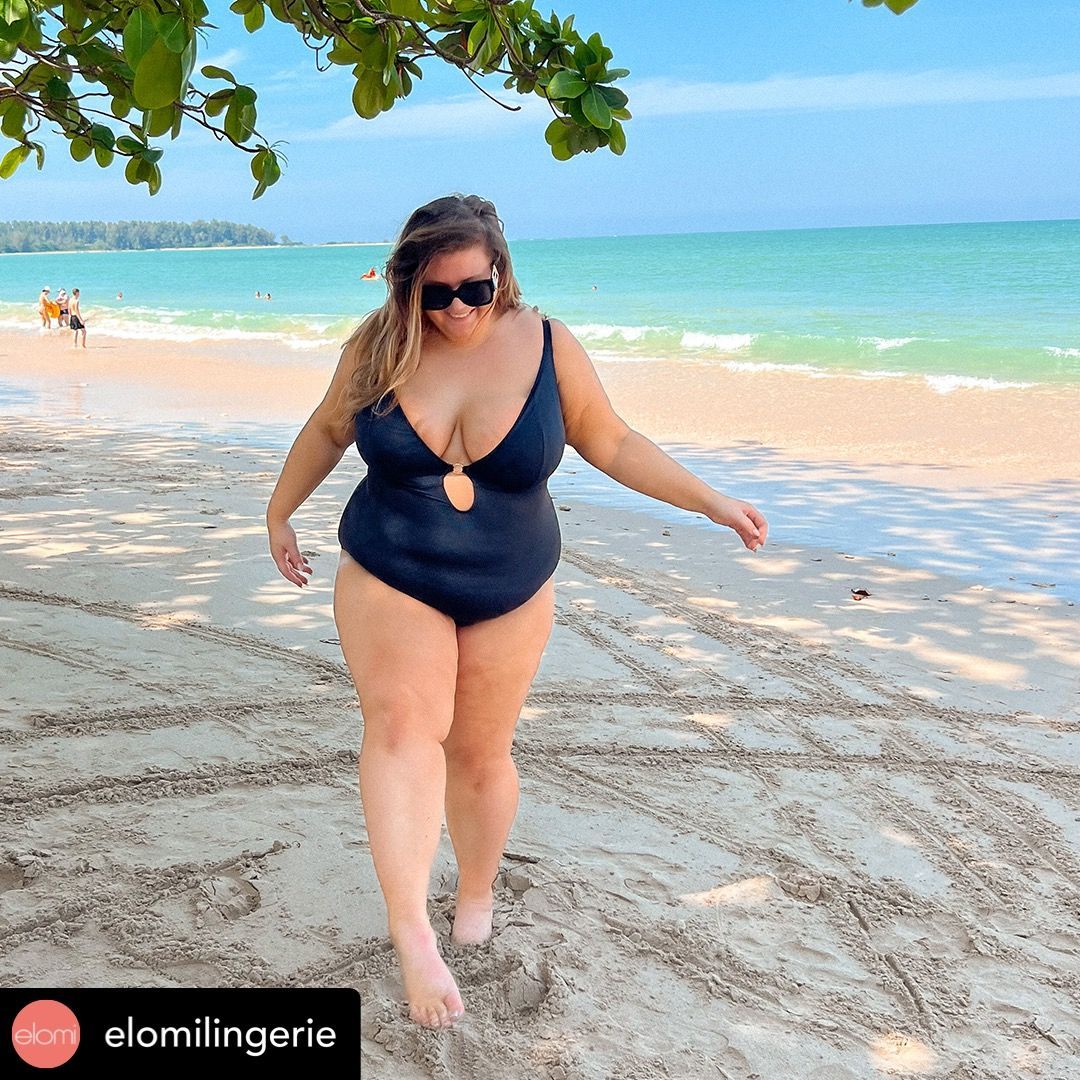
<box><xmin>289</xmin><ymin>67</ymin><xmax>1080</xmax><ymax>144</ymax></box>
<box><xmin>199</xmin><ymin>47</ymin><xmax>246</xmax><ymax>73</ymax></box>
<box><xmin>292</xmin><ymin>91</ymin><xmax>550</xmax><ymax>142</ymax></box>
<box><xmin>260</xmin><ymin>63</ymin><xmax>326</xmax><ymax>92</ymax></box>
<box><xmin>629</xmin><ymin>69</ymin><xmax>1080</xmax><ymax>117</ymax></box>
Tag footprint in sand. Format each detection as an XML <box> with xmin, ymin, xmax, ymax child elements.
<box><xmin>195</xmin><ymin>873</ymin><xmax>260</xmax><ymax>923</ymax></box>
<box><xmin>621</xmin><ymin>876</ymin><xmax>673</xmax><ymax>903</ymax></box>
<box><xmin>0</xmin><ymin>861</ymin><xmax>28</xmax><ymax>892</ymax></box>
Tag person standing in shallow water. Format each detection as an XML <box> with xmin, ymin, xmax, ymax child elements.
<box><xmin>68</xmin><ymin>289</ymin><xmax>87</xmax><ymax>348</ymax></box>
<box><xmin>264</xmin><ymin>194</ymin><xmax>768</xmax><ymax>1030</ymax></box>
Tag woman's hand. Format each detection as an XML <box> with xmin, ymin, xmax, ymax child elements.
<box><xmin>706</xmin><ymin>493</ymin><xmax>768</xmax><ymax>552</ymax></box>
<box><xmin>267</xmin><ymin>518</ymin><xmax>314</xmax><ymax>587</ymax></box>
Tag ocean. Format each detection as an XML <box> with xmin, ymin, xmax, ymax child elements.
<box><xmin>2</xmin><ymin>218</ymin><xmax>1078</xmax><ymax>390</ymax></box>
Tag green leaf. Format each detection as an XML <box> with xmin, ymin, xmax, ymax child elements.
<box><xmin>146</xmin><ymin>106</ymin><xmax>174</xmax><ymax>137</ymax></box>
<box><xmin>77</xmin><ymin>14</ymin><xmax>113</xmax><ymax>46</ymax></box>
<box><xmin>122</xmin><ymin>9</ymin><xmax>157</xmax><ymax>69</ymax></box>
<box><xmin>580</xmin><ymin>85</ymin><xmax>611</xmax><ymax>129</ymax></box>
<box><xmin>1</xmin><ymin>101</ymin><xmax>25</xmax><ymax>138</ymax></box>
<box><xmin>573</xmin><ymin>41</ymin><xmax>596</xmax><ymax>69</ymax></box>
<box><xmin>0</xmin><ymin>0</ymin><xmax>30</xmax><ymax>41</ymax></box>
<box><xmin>93</xmin><ymin>145</ymin><xmax>113</xmax><ymax>167</ymax></box>
<box><xmin>147</xmin><ymin>162</ymin><xmax>162</xmax><ymax>195</ymax></box>
<box><xmin>45</xmin><ymin>75</ymin><xmax>71</xmax><ymax>99</ymax></box>
<box><xmin>155</xmin><ymin>11</ymin><xmax>189</xmax><ymax>53</ymax></box>
<box><xmin>70</xmin><ymin>136</ymin><xmax>93</xmax><ymax>161</ymax></box>
<box><xmin>547</xmin><ymin>69</ymin><xmax>587</xmax><ymax>99</ymax></box>
<box><xmin>565</xmin><ymin>96</ymin><xmax>588</xmax><ymax>127</ymax></box>
<box><xmin>133</xmin><ymin>37</ymin><xmax>184</xmax><ymax>108</ymax></box>
<box><xmin>200</xmin><ymin>65</ymin><xmax>237</xmax><ymax>83</ymax></box>
<box><xmin>607</xmin><ymin>118</ymin><xmax>625</xmax><ymax>156</ymax></box>
<box><xmin>544</xmin><ymin>118</ymin><xmax>570</xmax><ymax>146</ymax></box>
<box><xmin>124</xmin><ymin>155</ymin><xmax>140</xmax><ymax>183</ymax></box>
<box><xmin>115</xmin><ymin>135</ymin><xmax>143</xmax><ymax>154</ymax></box>
<box><xmin>142</xmin><ymin>146</ymin><xmax>163</xmax><ymax>164</ymax></box>
<box><xmin>466</xmin><ymin>17</ymin><xmax>486</xmax><ymax>57</ymax></box>
<box><xmin>224</xmin><ymin>98</ymin><xmax>256</xmax><ymax>142</ymax></box>
<box><xmin>243</xmin><ymin>4</ymin><xmax>264</xmax><ymax>32</ymax></box>
<box><xmin>327</xmin><ymin>37</ymin><xmax>363</xmax><ymax>65</ymax></box>
<box><xmin>0</xmin><ymin>143</ymin><xmax>30</xmax><ymax>180</ymax></box>
<box><xmin>180</xmin><ymin>37</ymin><xmax>197</xmax><ymax>85</ymax></box>
<box><xmin>61</xmin><ymin>0</ymin><xmax>87</xmax><ymax>32</ymax></box>
<box><xmin>587</xmin><ymin>32</ymin><xmax>611</xmax><ymax>64</ymax></box>
<box><xmin>233</xmin><ymin>85</ymin><xmax>257</xmax><ymax>107</ymax></box>
<box><xmin>550</xmin><ymin>139</ymin><xmax>573</xmax><ymax>162</ymax></box>
<box><xmin>597</xmin><ymin>84</ymin><xmax>628</xmax><ymax>110</ymax></box>
<box><xmin>601</xmin><ymin>67</ymin><xmax>630</xmax><ymax>81</ymax></box>
<box><xmin>205</xmin><ymin>90</ymin><xmax>231</xmax><ymax>117</ymax></box>
<box><xmin>351</xmin><ymin>70</ymin><xmax>383</xmax><ymax>119</ymax></box>
<box><xmin>90</xmin><ymin>123</ymin><xmax>114</xmax><ymax>149</ymax></box>
<box><xmin>261</xmin><ymin>151</ymin><xmax>280</xmax><ymax>185</ymax></box>
<box><xmin>385</xmin><ymin>0</ymin><xmax>425</xmax><ymax>17</ymax></box>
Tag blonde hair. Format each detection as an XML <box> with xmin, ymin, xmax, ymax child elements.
<box><xmin>334</xmin><ymin>194</ymin><xmax>524</xmax><ymax>428</ymax></box>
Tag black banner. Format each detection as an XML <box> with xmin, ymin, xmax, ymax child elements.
<box><xmin>2</xmin><ymin>988</ymin><xmax>361</xmax><ymax>1076</ymax></box>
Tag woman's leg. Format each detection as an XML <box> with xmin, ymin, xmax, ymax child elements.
<box><xmin>334</xmin><ymin>549</ymin><xmax>463</xmax><ymax>1029</ymax></box>
<box><xmin>443</xmin><ymin>575</ymin><xmax>556</xmax><ymax>944</ymax></box>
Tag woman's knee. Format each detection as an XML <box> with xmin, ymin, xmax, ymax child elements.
<box><xmin>444</xmin><ymin>745</ymin><xmax>516</xmax><ymax>786</ymax></box>
<box><xmin>360</xmin><ymin>692</ymin><xmax>454</xmax><ymax>752</ymax></box>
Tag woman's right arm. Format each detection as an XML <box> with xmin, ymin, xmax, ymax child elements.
<box><xmin>265</xmin><ymin>344</ymin><xmax>359</xmax><ymax>587</ymax></box>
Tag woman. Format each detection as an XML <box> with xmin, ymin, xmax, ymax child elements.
<box><xmin>265</xmin><ymin>194</ymin><xmax>768</xmax><ymax>1030</ymax></box>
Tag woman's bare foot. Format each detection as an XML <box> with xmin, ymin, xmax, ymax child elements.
<box><xmin>450</xmin><ymin>889</ymin><xmax>494</xmax><ymax>945</ymax></box>
<box><xmin>390</xmin><ymin>921</ymin><xmax>465</xmax><ymax>1029</ymax></box>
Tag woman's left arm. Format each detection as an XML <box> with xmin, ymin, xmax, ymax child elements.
<box><xmin>550</xmin><ymin>319</ymin><xmax>768</xmax><ymax>552</ymax></box>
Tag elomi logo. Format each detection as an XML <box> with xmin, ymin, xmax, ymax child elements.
<box><xmin>11</xmin><ymin>999</ymin><xmax>80</xmax><ymax>1068</ymax></box>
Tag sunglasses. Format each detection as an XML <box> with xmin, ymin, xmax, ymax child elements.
<box><xmin>420</xmin><ymin>277</ymin><xmax>496</xmax><ymax>311</ymax></box>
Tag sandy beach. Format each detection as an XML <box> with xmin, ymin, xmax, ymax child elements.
<box><xmin>2</xmin><ymin>328</ymin><xmax>1078</xmax><ymax>1078</ymax></box>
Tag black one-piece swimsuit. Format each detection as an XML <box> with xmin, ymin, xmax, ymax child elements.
<box><xmin>337</xmin><ymin>317</ymin><xmax>565</xmax><ymax>626</ymax></box>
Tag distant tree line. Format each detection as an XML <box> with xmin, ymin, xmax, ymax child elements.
<box><xmin>0</xmin><ymin>219</ymin><xmax>286</xmax><ymax>252</ymax></box>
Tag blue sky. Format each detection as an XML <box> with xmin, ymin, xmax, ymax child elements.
<box><xmin>3</xmin><ymin>0</ymin><xmax>1079</xmax><ymax>241</ymax></box>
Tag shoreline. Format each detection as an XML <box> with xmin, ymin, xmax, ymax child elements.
<box><xmin>1</xmin><ymin>327</ymin><xmax>1077</xmax><ymax>486</ymax></box>
<box><xmin>0</xmin><ymin>240</ymin><xmax>392</xmax><ymax>258</ymax></box>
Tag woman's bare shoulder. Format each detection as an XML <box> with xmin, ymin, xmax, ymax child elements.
<box><xmin>498</xmin><ymin>301</ymin><xmax>546</xmax><ymax>347</ymax></box>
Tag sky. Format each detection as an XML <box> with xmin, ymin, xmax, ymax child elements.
<box><xmin>2</xmin><ymin>0</ymin><xmax>1078</xmax><ymax>242</ymax></box>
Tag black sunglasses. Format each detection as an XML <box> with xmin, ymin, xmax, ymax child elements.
<box><xmin>420</xmin><ymin>277</ymin><xmax>495</xmax><ymax>311</ymax></box>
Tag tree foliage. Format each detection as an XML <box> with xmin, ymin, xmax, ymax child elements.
<box><xmin>858</xmin><ymin>0</ymin><xmax>920</xmax><ymax>13</ymax></box>
<box><xmin>0</xmin><ymin>0</ymin><xmax>630</xmax><ymax>198</ymax></box>
<box><xmin>0</xmin><ymin>217</ymin><xmax>279</xmax><ymax>251</ymax></box>
<box><xmin>0</xmin><ymin>0</ymin><xmax>919</xmax><ymax>200</ymax></box>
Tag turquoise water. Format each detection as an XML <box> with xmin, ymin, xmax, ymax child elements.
<box><xmin>2</xmin><ymin>219</ymin><xmax>1078</xmax><ymax>388</ymax></box>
